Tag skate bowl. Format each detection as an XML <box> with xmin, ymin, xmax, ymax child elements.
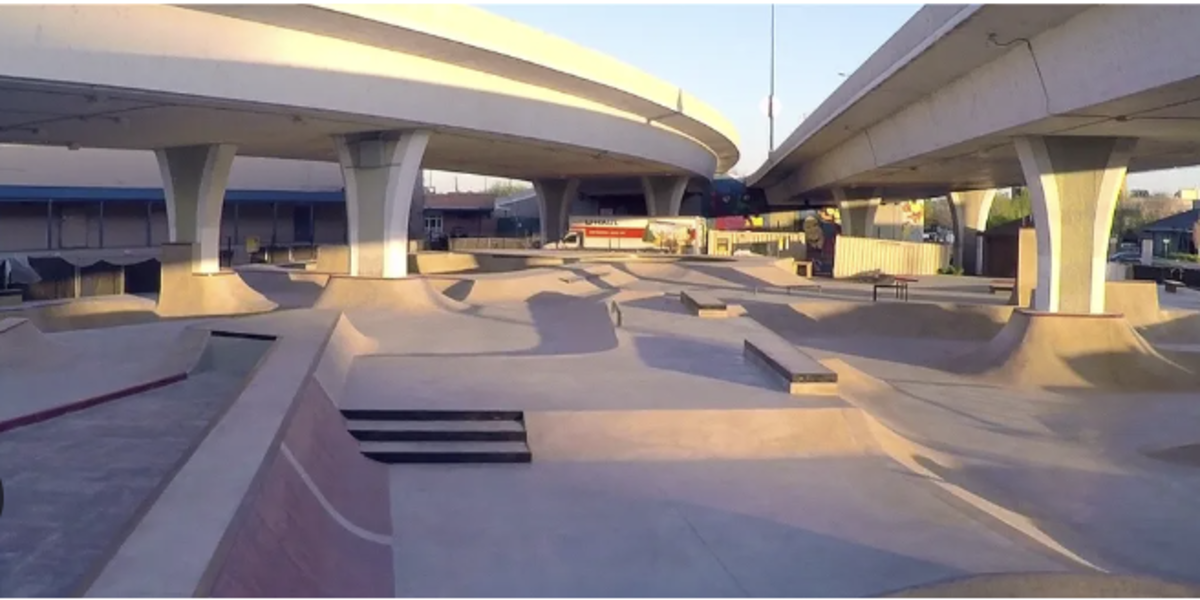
<box><xmin>954</xmin><ymin>310</ymin><xmax>1200</xmax><ymax>392</ymax></box>
<box><xmin>883</xmin><ymin>572</ymin><xmax>1200</xmax><ymax>597</ymax></box>
<box><xmin>86</xmin><ymin>311</ymin><xmax>393</xmax><ymax>597</ymax></box>
<box><xmin>237</xmin><ymin>267</ymin><xmax>331</xmax><ymax>309</ymax></box>
<box><xmin>0</xmin><ymin>294</ymin><xmax>160</xmax><ymax>332</ymax></box>
<box><xmin>746</xmin><ymin>300</ymin><xmax>1013</xmax><ymax>341</ymax></box>
<box><xmin>313</xmin><ymin>275</ymin><xmax>468</xmax><ymax>312</ymax></box>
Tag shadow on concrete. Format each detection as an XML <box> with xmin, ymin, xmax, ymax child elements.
<box><xmin>375</xmin><ymin>292</ymin><xmax>619</xmax><ymax>358</ymax></box>
<box><xmin>739</xmin><ymin>297</ymin><xmax>1008</xmax><ymax>342</ymax></box>
<box><xmin>389</xmin><ymin>457</ymin><xmax>973</xmax><ymax>597</ymax></box>
<box><xmin>237</xmin><ymin>271</ymin><xmax>324</xmax><ymax>309</ymax></box>
<box><xmin>909</xmin><ymin>453</ymin><xmax>1200</xmax><ymax>587</ymax></box>
<box><xmin>630</xmin><ymin>333</ymin><xmax>776</xmax><ymax>392</ymax></box>
<box><xmin>620</xmin><ymin>294</ymin><xmax>691</xmax><ymax>317</ymax></box>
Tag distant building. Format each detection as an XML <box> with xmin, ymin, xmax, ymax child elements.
<box><xmin>1175</xmin><ymin>188</ymin><xmax>1200</xmax><ymax>201</ymax></box>
<box><xmin>423</xmin><ymin>192</ymin><xmax>498</xmax><ymax>238</ymax></box>
<box><xmin>1139</xmin><ymin>204</ymin><xmax>1200</xmax><ymax>257</ymax></box>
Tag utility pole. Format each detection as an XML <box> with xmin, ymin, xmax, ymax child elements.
<box><xmin>768</xmin><ymin>4</ymin><xmax>776</xmax><ymax>155</ymax></box>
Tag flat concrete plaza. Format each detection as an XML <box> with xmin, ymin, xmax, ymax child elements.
<box><xmin>3</xmin><ymin>256</ymin><xmax>1200</xmax><ymax>597</ymax></box>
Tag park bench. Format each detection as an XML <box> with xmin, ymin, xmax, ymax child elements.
<box><xmin>680</xmin><ymin>290</ymin><xmax>728</xmax><ymax>318</ymax></box>
<box><xmin>743</xmin><ymin>333</ymin><xmax>838</xmax><ymax>396</ymax></box>
<box><xmin>872</xmin><ymin>275</ymin><xmax>916</xmax><ymax>302</ymax></box>
<box><xmin>1164</xmin><ymin>279</ymin><xmax>1186</xmax><ymax>293</ymax></box>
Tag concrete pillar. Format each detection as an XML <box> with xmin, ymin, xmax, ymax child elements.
<box><xmin>1015</xmin><ymin>135</ymin><xmax>1136</xmax><ymax>313</ymax></box>
<box><xmin>155</xmin><ymin>144</ymin><xmax>237</xmax><ymax>274</ymax></box>
<box><xmin>641</xmin><ymin>175</ymin><xmax>689</xmax><ymax>217</ymax></box>
<box><xmin>948</xmin><ymin>189</ymin><xmax>997</xmax><ymax>275</ymax></box>
<box><xmin>334</xmin><ymin>130</ymin><xmax>429</xmax><ymax>278</ymax></box>
<box><xmin>832</xmin><ymin>188</ymin><xmax>880</xmax><ymax>238</ymax></box>
<box><xmin>533</xmin><ymin>178</ymin><xmax>580</xmax><ymax>243</ymax></box>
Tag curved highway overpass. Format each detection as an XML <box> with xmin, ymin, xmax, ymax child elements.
<box><xmin>0</xmin><ymin>4</ymin><xmax>739</xmax><ymax>278</ymax></box>
<box><xmin>751</xmin><ymin>4</ymin><xmax>1200</xmax><ymax>316</ymax></box>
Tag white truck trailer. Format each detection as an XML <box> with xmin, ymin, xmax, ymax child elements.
<box><xmin>544</xmin><ymin>216</ymin><xmax>706</xmax><ymax>254</ymax></box>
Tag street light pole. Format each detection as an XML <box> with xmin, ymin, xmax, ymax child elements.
<box><xmin>769</xmin><ymin>4</ymin><xmax>776</xmax><ymax>155</ymax></box>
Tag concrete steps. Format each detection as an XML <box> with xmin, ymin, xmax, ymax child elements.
<box><xmin>341</xmin><ymin>409</ymin><xmax>531</xmax><ymax>464</ymax></box>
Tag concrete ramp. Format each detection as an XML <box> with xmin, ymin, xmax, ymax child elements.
<box><xmin>749</xmin><ymin>300</ymin><xmax>1012</xmax><ymax>341</ymax></box>
<box><xmin>314</xmin><ymin>276</ymin><xmax>467</xmax><ymax>312</ymax></box>
<box><xmin>313</xmin><ymin>314</ymin><xmax>380</xmax><ymax>406</ymax></box>
<box><xmin>954</xmin><ymin>310</ymin><xmax>1200</xmax><ymax>392</ymax></box>
<box><xmin>156</xmin><ymin>272</ymin><xmax>278</xmax><ymax>318</ymax></box>
<box><xmin>525</xmin><ymin>407</ymin><xmax>875</xmax><ymax>461</ymax></box>
<box><xmin>0</xmin><ymin>317</ymin><xmax>71</xmax><ymax>367</ymax></box>
<box><xmin>446</xmin><ymin>268</ymin><xmax>604</xmax><ymax>304</ymax></box>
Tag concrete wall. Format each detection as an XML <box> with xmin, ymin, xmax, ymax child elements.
<box><xmin>833</xmin><ymin>235</ymin><xmax>950</xmax><ymax>278</ymax></box>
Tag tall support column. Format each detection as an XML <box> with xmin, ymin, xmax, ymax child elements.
<box><xmin>156</xmin><ymin>144</ymin><xmax>237</xmax><ymax>274</ymax></box>
<box><xmin>641</xmin><ymin>175</ymin><xmax>689</xmax><ymax>217</ymax></box>
<box><xmin>832</xmin><ymin>188</ymin><xmax>880</xmax><ymax>237</ymax></box>
<box><xmin>533</xmin><ymin>178</ymin><xmax>580</xmax><ymax>243</ymax></box>
<box><xmin>948</xmin><ymin>189</ymin><xmax>997</xmax><ymax>275</ymax></box>
<box><xmin>1015</xmin><ymin>135</ymin><xmax>1136</xmax><ymax>314</ymax></box>
<box><xmin>333</xmin><ymin>130</ymin><xmax>429</xmax><ymax>278</ymax></box>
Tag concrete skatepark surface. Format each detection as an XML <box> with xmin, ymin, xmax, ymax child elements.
<box><xmin>3</xmin><ymin>254</ymin><xmax>1200</xmax><ymax>596</ymax></box>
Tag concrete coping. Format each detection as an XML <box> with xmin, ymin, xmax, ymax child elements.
<box><xmin>1014</xmin><ymin>309</ymin><xmax>1125</xmax><ymax>319</ymax></box>
<box><xmin>84</xmin><ymin>312</ymin><xmax>340</xmax><ymax>598</ymax></box>
<box><xmin>0</xmin><ymin>316</ymin><xmax>28</xmax><ymax>334</ymax></box>
<box><xmin>743</xmin><ymin>333</ymin><xmax>838</xmax><ymax>396</ymax></box>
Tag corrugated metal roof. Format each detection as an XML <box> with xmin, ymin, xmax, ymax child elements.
<box><xmin>1142</xmin><ymin>209</ymin><xmax>1200</xmax><ymax>233</ymax></box>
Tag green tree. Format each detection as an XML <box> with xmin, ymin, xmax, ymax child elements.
<box><xmin>485</xmin><ymin>180</ymin><xmax>532</xmax><ymax>197</ymax></box>
<box><xmin>986</xmin><ymin>187</ymin><xmax>1032</xmax><ymax>229</ymax></box>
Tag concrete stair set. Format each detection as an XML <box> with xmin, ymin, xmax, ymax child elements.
<box><xmin>343</xmin><ymin>409</ymin><xmax>531</xmax><ymax>464</ymax></box>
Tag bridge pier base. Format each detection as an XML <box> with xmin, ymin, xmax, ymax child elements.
<box><xmin>533</xmin><ymin>178</ymin><xmax>580</xmax><ymax>244</ymax></box>
<box><xmin>1015</xmin><ymin>135</ymin><xmax>1136</xmax><ymax>313</ymax></box>
<box><xmin>948</xmin><ymin>189</ymin><xmax>997</xmax><ymax>275</ymax></box>
<box><xmin>641</xmin><ymin>175</ymin><xmax>688</xmax><ymax>217</ymax></box>
<box><xmin>156</xmin><ymin>143</ymin><xmax>237</xmax><ymax>274</ymax></box>
<box><xmin>334</xmin><ymin>130</ymin><xmax>429</xmax><ymax>279</ymax></box>
<box><xmin>832</xmin><ymin>188</ymin><xmax>880</xmax><ymax>238</ymax></box>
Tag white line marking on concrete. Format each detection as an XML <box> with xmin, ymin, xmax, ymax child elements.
<box><xmin>280</xmin><ymin>443</ymin><xmax>391</xmax><ymax>546</ymax></box>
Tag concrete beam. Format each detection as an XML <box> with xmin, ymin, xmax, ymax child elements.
<box><xmin>334</xmin><ymin>130</ymin><xmax>429</xmax><ymax>279</ymax></box>
<box><xmin>948</xmin><ymin>189</ymin><xmax>997</xmax><ymax>274</ymax></box>
<box><xmin>641</xmin><ymin>175</ymin><xmax>689</xmax><ymax>217</ymax></box>
<box><xmin>1015</xmin><ymin>135</ymin><xmax>1136</xmax><ymax>313</ymax></box>
<box><xmin>533</xmin><ymin>178</ymin><xmax>580</xmax><ymax>244</ymax></box>
<box><xmin>155</xmin><ymin>143</ymin><xmax>237</xmax><ymax>274</ymax></box>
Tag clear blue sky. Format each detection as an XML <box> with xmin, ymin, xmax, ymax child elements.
<box><xmin>429</xmin><ymin>4</ymin><xmax>1196</xmax><ymax>195</ymax></box>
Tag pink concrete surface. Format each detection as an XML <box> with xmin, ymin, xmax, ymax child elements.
<box><xmin>205</xmin><ymin>378</ymin><xmax>391</xmax><ymax>597</ymax></box>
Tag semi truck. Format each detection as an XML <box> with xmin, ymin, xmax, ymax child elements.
<box><xmin>544</xmin><ymin>216</ymin><xmax>707</xmax><ymax>254</ymax></box>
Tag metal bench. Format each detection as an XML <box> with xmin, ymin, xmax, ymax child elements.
<box><xmin>872</xmin><ymin>276</ymin><xmax>916</xmax><ymax>302</ymax></box>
